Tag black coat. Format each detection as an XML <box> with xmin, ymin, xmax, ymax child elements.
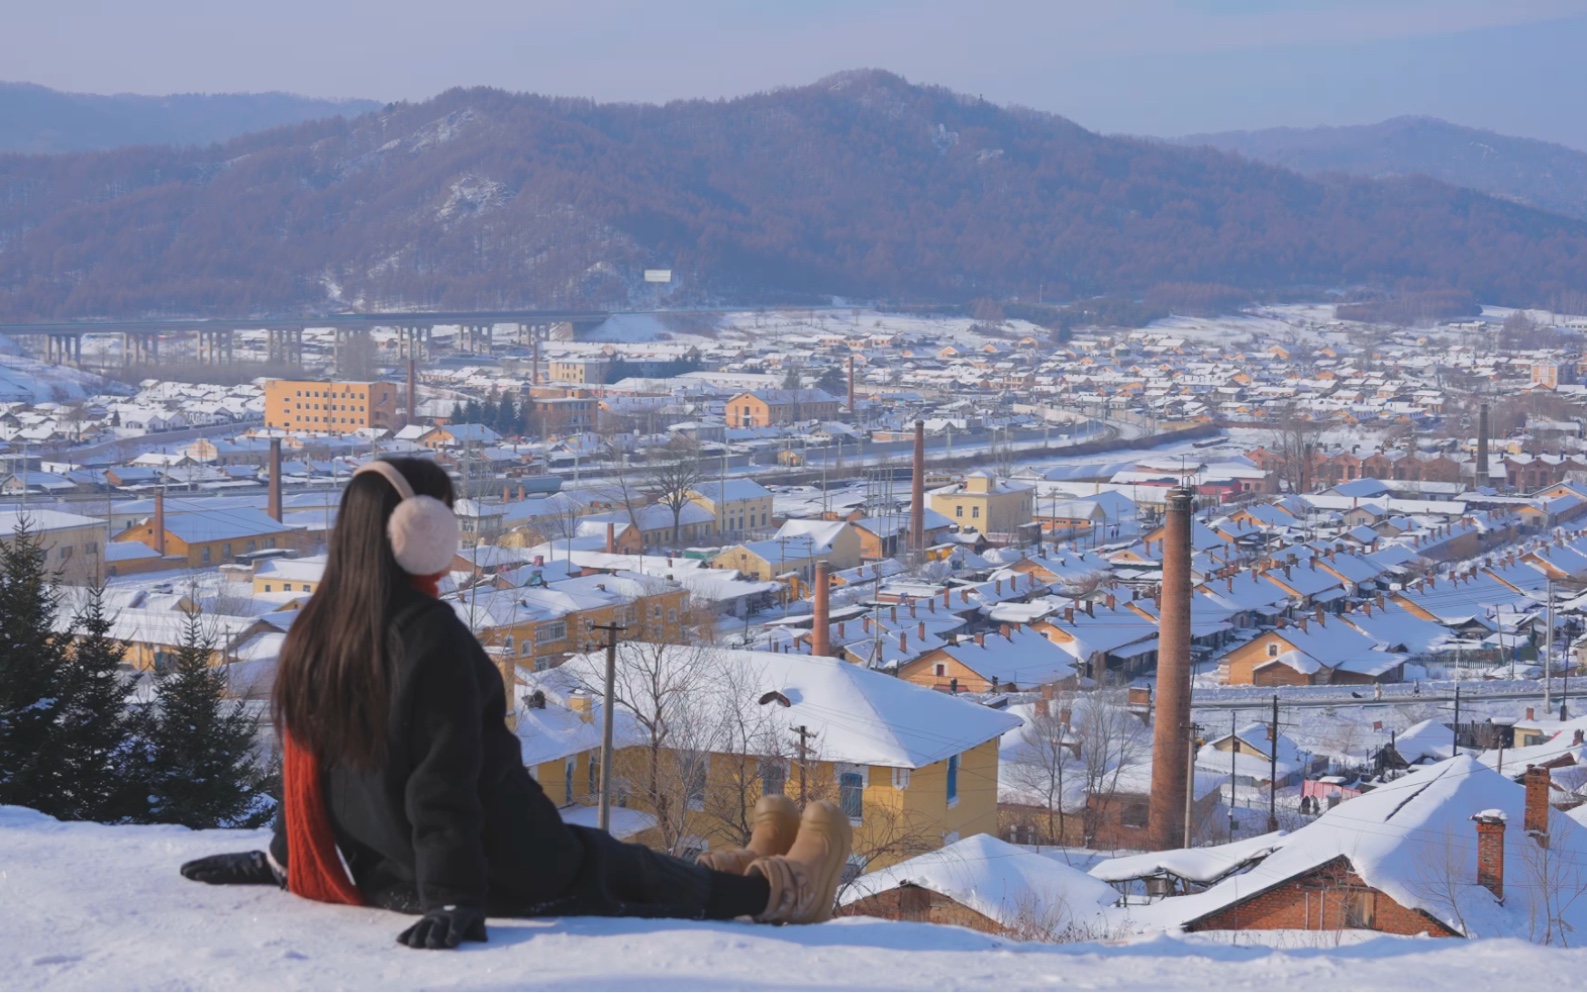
<box><xmin>272</xmin><ymin>586</ymin><xmax>587</xmax><ymax>913</ymax></box>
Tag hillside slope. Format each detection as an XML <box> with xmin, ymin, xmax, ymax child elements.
<box><xmin>0</xmin><ymin>81</ymin><xmax>380</xmax><ymax>154</ymax></box>
<box><xmin>3</xmin><ymin>72</ymin><xmax>1587</xmax><ymax>319</ymax></box>
<box><xmin>1178</xmin><ymin>116</ymin><xmax>1587</xmax><ymax>222</ymax></box>
<box><xmin>1</xmin><ymin>805</ymin><xmax>1575</xmax><ymax>991</ymax></box>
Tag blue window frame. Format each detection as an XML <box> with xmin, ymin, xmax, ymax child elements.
<box><xmin>839</xmin><ymin>772</ymin><xmax>864</xmax><ymax>821</ymax></box>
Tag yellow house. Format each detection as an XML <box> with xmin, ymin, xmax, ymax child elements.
<box><xmin>688</xmin><ymin>479</ymin><xmax>775</xmax><ymax>542</ymax></box>
<box><xmin>449</xmin><ymin>574</ymin><xmax>691</xmax><ymax>671</ymax></box>
<box><xmin>0</xmin><ymin>508</ymin><xmax>111</xmax><ymax>584</ymax></box>
<box><xmin>540</xmin><ymin>645</ymin><xmax>1021</xmax><ymax>871</ymax></box>
<box><xmin>710</xmin><ymin>522</ymin><xmax>863</xmax><ymax>584</ymax></box>
<box><xmin>115</xmin><ymin>506</ymin><xmax>302</xmax><ymax>569</ymax></box>
<box><xmin>252</xmin><ymin>555</ymin><xmax>326</xmax><ymax>595</ymax></box>
<box><xmin>928</xmin><ymin>471</ymin><xmax>1034</xmax><ymax>537</ymax></box>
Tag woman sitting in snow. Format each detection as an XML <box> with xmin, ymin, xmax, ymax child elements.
<box><xmin>180</xmin><ymin>457</ymin><xmax>850</xmax><ymax>948</ymax></box>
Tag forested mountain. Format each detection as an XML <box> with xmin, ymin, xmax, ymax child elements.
<box><xmin>3</xmin><ymin>71</ymin><xmax>1587</xmax><ymax>320</ymax></box>
<box><xmin>1178</xmin><ymin>116</ymin><xmax>1587</xmax><ymax>223</ymax></box>
<box><xmin>0</xmin><ymin>81</ymin><xmax>379</xmax><ymax>154</ymax></box>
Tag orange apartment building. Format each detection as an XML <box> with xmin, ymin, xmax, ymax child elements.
<box><xmin>264</xmin><ymin>379</ymin><xmax>400</xmax><ymax>434</ymax></box>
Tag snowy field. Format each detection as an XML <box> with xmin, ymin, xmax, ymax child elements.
<box><xmin>4</xmin><ymin>807</ymin><xmax>1585</xmax><ymax>992</ymax></box>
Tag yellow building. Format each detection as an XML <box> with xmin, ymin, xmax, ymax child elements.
<box><xmin>539</xmin><ymin>645</ymin><xmax>1020</xmax><ymax>871</ymax></box>
<box><xmin>0</xmin><ymin>509</ymin><xmax>110</xmax><ymax>584</ymax></box>
<box><xmin>548</xmin><ymin>357</ymin><xmax>612</xmax><ymax>385</ymax></box>
<box><xmin>114</xmin><ymin>507</ymin><xmax>302</xmax><ymax>569</ymax></box>
<box><xmin>263</xmin><ymin>379</ymin><xmax>400</xmax><ymax>434</ymax></box>
<box><xmin>449</xmin><ymin>574</ymin><xmax>691</xmax><ymax>672</ymax></box>
<box><xmin>252</xmin><ymin>555</ymin><xmax>326</xmax><ymax>596</ymax></box>
<box><xmin>725</xmin><ymin>389</ymin><xmax>842</xmax><ymax>428</ymax></box>
<box><xmin>688</xmin><ymin>479</ymin><xmax>774</xmax><ymax>542</ymax></box>
<box><xmin>928</xmin><ymin>471</ymin><xmax>1034</xmax><ymax>537</ymax></box>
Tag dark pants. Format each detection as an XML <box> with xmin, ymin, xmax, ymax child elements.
<box><xmin>493</xmin><ymin>826</ymin><xmax>767</xmax><ymax>921</ymax></box>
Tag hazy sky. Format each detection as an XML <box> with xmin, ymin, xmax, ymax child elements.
<box><xmin>9</xmin><ymin>0</ymin><xmax>1587</xmax><ymax>147</ymax></box>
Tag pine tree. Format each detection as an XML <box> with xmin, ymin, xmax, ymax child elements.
<box><xmin>449</xmin><ymin>401</ymin><xmax>465</xmax><ymax>423</ymax></box>
<box><xmin>0</xmin><ymin>519</ymin><xmax>69</xmax><ymax>811</ymax></box>
<box><xmin>481</xmin><ymin>391</ymin><xmax>499</xmax><ymax>429</ymax></box>
<box><xmin>463</xmin><ymin>398</ymin><xmax>482</xmax><ymax>423</ymax></box>
<box><xmin>144</xmin><ymin>610</ymin><xmax>269</xmax><ymax>828</ymax></box>
<box><xmin>782</xmin><ymin>364</ymin><xmax>802</xmax><ymax>390</ymax></box>
<box><xmin>497</xmin><ymin>393</ymin><xmax>517</xmax><ymax>437</ymax></box>
<box><xmin>52</xmin><ymin>585</ymin><xmax>143</xmax><ymax>822</ymax></box>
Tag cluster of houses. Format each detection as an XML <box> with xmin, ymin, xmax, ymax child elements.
<box><xmin>8</xmin><ymin>304</ymin><xmax>1587</xmax><ymax>947</ymax></box>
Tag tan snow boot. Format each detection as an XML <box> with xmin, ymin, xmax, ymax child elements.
<box><xmin>696</xmin><ymin>794</ymin><xmax>800</xmax><ymax>874</ymax></box>
<box><xmin>748</xmin><ymin>800</ymin><xmax>853</xmax><ymax>924</ymax></box>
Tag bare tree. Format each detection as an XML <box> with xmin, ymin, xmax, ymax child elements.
<box><xmin>1268</xmin><ymin>409</ymin><xmax>1324</xmax><ymax>495</ymax></box>
<box><xmin>1005</xmin><ymin>693</ymin><xmax>1079</xmax><ymax>847</ymax></box>
<box><xmin>1517</xmin><ymin>822</ymin><xmax>1586</xmax><ymax>946</ymax></box>
<box><xmin>1073</xmin><ymin>689</ymin><xmax>1150</xmax><ymax>845</ymax></box>
<box><xmin>589</xmin><ymin>641</ymin><xmax>722</xmax><ymax>856</ymax></box>
<box><xmin>642</xmin><ymin>439</ymin><xmax>706</xmax><ymax>552</ymax></box>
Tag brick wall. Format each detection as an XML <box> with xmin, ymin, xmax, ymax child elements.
<box><xmin>841</xmin><ymin>885</ymin><xmax>1004</xmax><ymax>935</ymax></box>
<box><xmin>1186</xmin><ymin>856</ymin><xmax>1459</xmax><ymax>937</ymax></box>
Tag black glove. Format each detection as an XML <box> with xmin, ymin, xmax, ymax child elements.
<box><xmin>397</xmin><ymin>905</ymin><xmax>488</xmax><ymax>950</ymax></box>
<box><xmin>180</xmin><ymin>851</ymin><xmax>283</xmax><ymax>887</ymax></box>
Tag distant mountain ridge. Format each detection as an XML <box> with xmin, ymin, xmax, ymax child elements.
<box><xmin>1176</xmin><ymin>116</ymin><xmax>1587</xmax><ymax>222</ymax></box>
<box><xmin>2</xmin><ymin>71</ymin><xmax>1587</xmax><ymax>320</ymax></box>
<box><xmin>0</xmin><ymin>81</ymin><xmax>380</xmax><ymax>154</ymax></box>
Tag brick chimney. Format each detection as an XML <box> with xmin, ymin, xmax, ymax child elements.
<box><xmin>267</xmin><ymin>437</ymin><xmax>283</xmax><ymax>523</ymax></box>
<box><xmin>1473</xmin><ymin>811</ymin><xmax>1506</xmax><ymax>901</ymax></box>
<box><xmin>1524</xmin><ymin>765</ymin><xmax>1551</xmax><ymax>841</ymax></box>
<box><xmin>1477</xmin><ymin>402</ymin><xmax>1490</xmax><ymax>486</ymax></box>
<box><xmin>1148</xmin><ymin>486</ymin><xmax>1195</xmax><ymax>851</ymax></box>
<box><xmin>812</xmin><ymin>560</ymin><xmax>832</xmax><ymax>657</ymax></box>
<box><xmin>605</xmin><ymin>522</ymin><xmax>615</xmax><ymax>554</ymax></box>
<box><xmin>406</xmin><ymin>356</ymin><xmax>418</xmax><ymax>428</ymax></box>
<box><xmin>911</xmin><ymin>420</ymin><xmax>925</xmax><ymax>554</ymax></box>
<box><xmin>847</xmin><ymin>354</ymin><xmax>856</xmax><ymax>414</ymax></box>
<box><xmin>153</xmin><ymin>488</ymin><xmax>167</xmax><ymax>556</ymax></box>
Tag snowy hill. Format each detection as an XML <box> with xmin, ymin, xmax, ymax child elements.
<box><xmin>6</xmin><ymin>807</ymin><xmax>1587</xmax><ymax>990</ymax></box>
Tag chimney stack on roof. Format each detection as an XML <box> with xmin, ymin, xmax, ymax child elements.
<box><xmin>153</xmin><ymin>488</ymin><xmax>167</xmax><ymax>556</ymax></box>
<box><xmin>812</xmin><ymin>560</ymin><xmax>832</xmax><ymax>658</ymax></box>
<box><xmin>267</xmin><ymin>437</ymin><xmax>283</xmax><ymax>523</ymax></box>
<box><xmin>1524</xmin><ymin>765</ymin><xmax>1551</xmax><ymax>842</ymax></box>
<box><xmin>1473</xmin><ymin>810</ymin><xmax>1506</xmax><ymax>901</ymax></box>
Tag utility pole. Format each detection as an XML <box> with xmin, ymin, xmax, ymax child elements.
<box><xmin>1184</xmin><ymin>721</ymin><xmax>1202</xmax><ymax>848</ymax></box>
<box><xmin>1546</xmin><ymin>576</ymin><xmax>1555</xmax><ymax>715</ymax></box>
<box><xmin>1452</xmin><ymin>682</ymin><xmax>1462</xmax><ymax>756</ymax></box>
<box><xmin>592</xmin><ymin>621</ymin><xmax>627</xmax><ymax>833</ymax></box>
<box><xmin>1268</xmin><ymin>694</ymin><xmax>1279</xmax><ymax>833</ymax></box>
<box><xmin>1228</xmin><ymin>711</ymin><xmax>1238</xmax><ymax>842</ymax></box>
<box><xmin>792</xmin><ymin>724</ymin><xmax>817</xmax><ymax>806</ymax></box>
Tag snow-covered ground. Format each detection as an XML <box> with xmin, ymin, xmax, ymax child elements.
<box><xmin>5</xmin><ymin>806</ymin><xmax>1586</xmax><ymax>991</ymax></box>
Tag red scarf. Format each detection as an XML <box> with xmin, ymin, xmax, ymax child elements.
<box><xmin>282</xmin><ymin>571</ymin><xmax>446</xmax><ymax>905</ymax></box>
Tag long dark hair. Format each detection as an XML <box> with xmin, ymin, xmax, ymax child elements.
<box><xmin>272</xmin><ymin>456</ymin><xmax>454</xmax><ymax>769</ymax></box>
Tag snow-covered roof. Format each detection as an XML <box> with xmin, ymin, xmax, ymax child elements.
<box><xmin>840</xmin><ymin>834</ymin><xmax>1117</xmax><ymax>933</ymax></box>
<box><xmin>550</xmin><ymin>644</ymin><xmax>1020</xmax><ymax>769</ymax></box>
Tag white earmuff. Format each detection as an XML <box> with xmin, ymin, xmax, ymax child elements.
<box><xmin>353</xmin><ymin>461</ymin><xmax>460</xmax><ymax>575</ymax></box>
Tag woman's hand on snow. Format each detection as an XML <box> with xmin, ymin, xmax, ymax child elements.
<box><xmin>397</xmin><ymin>905</ymin><xmax>488</xmax><ymax>949</ymax></box>
<box><xmin>179</xmin><ymin>851</ymin><xmax>282</xmax><ymax>886</ymax></box>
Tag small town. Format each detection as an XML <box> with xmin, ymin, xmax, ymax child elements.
<box><xmin>4</xmin><ymin>302</ymin><xmax>1587</xmax><ymax>950</ymax></box>
<box><xmin>7</xmin><ymin>10</ymin><xmax>1587</xmax><ymax>988</ymax></box>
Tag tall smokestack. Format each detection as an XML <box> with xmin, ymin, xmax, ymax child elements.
<box><xmin>153</xmin><ymin>488</ymin><xmax>166</xmax><ymax>556</ymax></box>
<box><xmin>911</xmin><ymin>420</ymin><xmax>926</xmax><ymax>554</ymax></box>
<box><xmin>812</xmin><ymin>560</ymin><xmax>832</xmax><ymax>657</ymax></box>
<box><xmin>267</xmin><ymin>438</ymin><xmax>282</xmax><ymax>523</ymax></box>
<box><xmin>406</xmin><ymin>357</ymin><xmax>418</xmax><ymax>428</ymax></box>
<box><xmin>1299</xmin><ymin>441</ymin><xmax>1313</xmax><ymax>494</ymax></box>
<box><xmin>1148</xmin><ymin>486</ymin><xmax>1195</xmax><ymax>850</ymax></box>
<box><xmin>1477</xmin><ymin>402</ymin><xmax>1490</xmax><ymax>489</ymax></box>
<box><xmin>532</xmin><ymin>335</ymin><xmax>541</xmax><ymax>388</ymax></box>
<box><xmin>847</xmin><ymin>355</ymin><xmax>856</xmax><ymax>415</ymax></box>
<box><xmin>605</xmin><ymin>522</ymin><xmax>615</xmax><ymax>555</ymax></box>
